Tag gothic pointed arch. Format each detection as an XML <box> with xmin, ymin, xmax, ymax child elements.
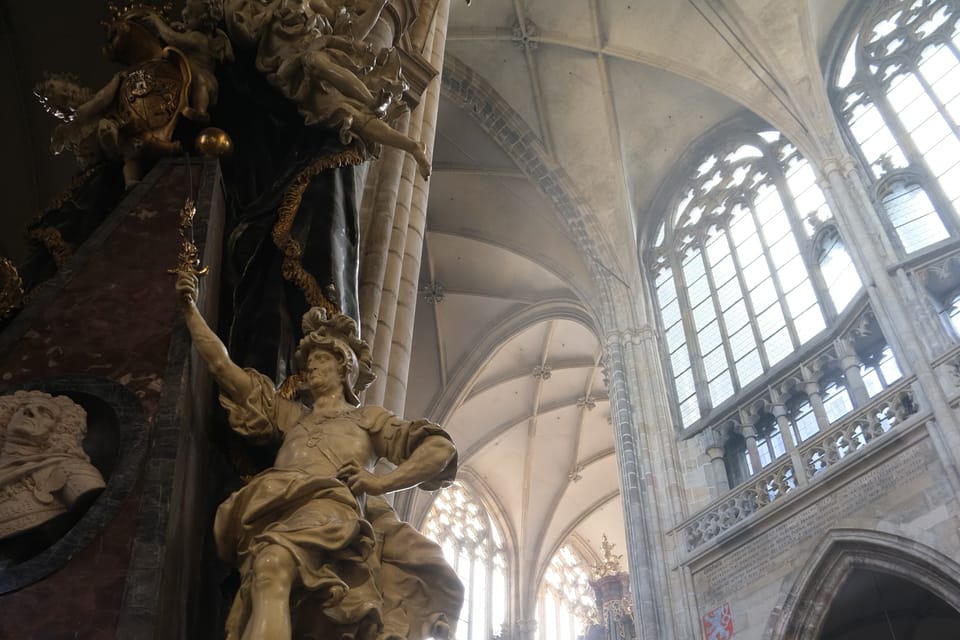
<box><xmin>765</xmin><ymin>529</ymin><xmax>960</xmax><ymax>639</ymax></box>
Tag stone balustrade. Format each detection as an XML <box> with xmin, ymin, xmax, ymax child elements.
<box><xmin>802</xmin><ymin>384</ymin><xmax>918</xmax><ymax>480</ymax></box>
<box><xmin>683</xmin><ymin>458</ymin><xmax>796</xmax><ymax>551</ymax></box>
<box><xmin>683</xmin><ymin>377</ymin><xmax>919</xmax><ymax>552</ymax></box>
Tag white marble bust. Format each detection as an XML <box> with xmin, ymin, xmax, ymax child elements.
<box><xmin>0</xmin><ymin>390</ymin><xmax>106</xmax><ymax>541</ymax></box>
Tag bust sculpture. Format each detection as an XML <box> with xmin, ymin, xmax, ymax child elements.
<box><xmin>0</xmin><ymin>390</ymin><xmax>106</xmax><ymax>542</ymax></box>
<box><xmin>176</xmin><ymin>270</ymin><xmax>463</xmax><ymax>639</ymax></box>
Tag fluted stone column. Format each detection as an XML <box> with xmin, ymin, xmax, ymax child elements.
<box><xmin>838</xmin><ymin>352</ymin><xmax>871</xmax><ymax>407</ymax></box>
<box><xmin>367</xmin><ymin>104</ymin><xmax>425</xmax><ymax>407</ymax></box>
<box><xmin>383</xmin><ymin>0</ymin><xmax>451</xmax><ymax>413</ymax></box>
<box><xmin>603</xmin><ymin>325</ymin><xmax>690</xmax><ymax>640</ymax></box>
<box><xmin>358</xmin><ymin>117</ymin><xmax>411</xmax><ymax>342</ymax></box>
<box><xmin>360</xmin><ymin>0</ymin><xmax>450</xmax><ymax>410</ymax></box>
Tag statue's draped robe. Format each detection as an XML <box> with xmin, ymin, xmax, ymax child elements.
<box><xmin>214</xmin><ymin>369</ymin><xmax>463</xmax><ymax>640</ymax></box>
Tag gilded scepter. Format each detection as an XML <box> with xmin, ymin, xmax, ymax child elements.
<box><xmin>170</xmin><ymin>195</ymin><xmax>209</xmax><ymax>279</ymax></box>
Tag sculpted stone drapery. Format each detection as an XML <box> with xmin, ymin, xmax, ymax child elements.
<box><xmin>176</xmin><ymin>270</ymin><xmax>463</xmax><ymax>639</ymax></box>
<box><xmin>0</xmin><ymin>391</ymin><xmax>105</xmax><ymax>542</ymax></box>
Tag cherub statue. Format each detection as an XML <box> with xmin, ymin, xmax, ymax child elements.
<box><xmin>130</xmin><ymin>0</ymin><xmax>235</xmax><ymax>122</ymax></box>
<box><xmin>37</xmin><ymin>14</ymin><xmax>193</xmax><ymax>187</ymax></box>
<box><xmin>0</xmin><ymin>391</ymin><xmax>106</xmax><ymax>542</ymax></box>
<box><xmin>175</xmin><ymin>270</ymin><xmax>463</xmax><ymax>639</ymax></box>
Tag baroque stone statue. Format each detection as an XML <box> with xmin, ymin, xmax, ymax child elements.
<box><xmin>176</xmin><ymin>270</ymin><xmax>463</xmax><ymax>639</ymax></box>
<box><xmin>0</xmin><ymin>391</ymin><xmax>106</xmax><ymax>542</ymax></box>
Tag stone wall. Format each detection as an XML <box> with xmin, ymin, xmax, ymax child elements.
<box><xmin>680</xmin><ymin>417</ymin><xmax>960</xmax><ymax>639</ymax></box>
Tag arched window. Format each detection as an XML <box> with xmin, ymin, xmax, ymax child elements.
<box><xmin>422</xmin><ymin>482</ymin><xmax>508</xmax><ymax>640</ymax></box>
<box><xmin>833</xmin><ymin>0</ymin><xmax>960</xmax><ymax>254</ymax></box>
<box><xmin>537</xmin><ymin>544</ymin><xmax>596</xmax><ymax>640</ymax></box>
<box><xmin>650</xmin><ymin>130</ymin><xmax>861</xmax><ymax>428</ymax></box>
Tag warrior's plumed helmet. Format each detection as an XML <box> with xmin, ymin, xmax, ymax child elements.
<box><xmin>294</xmin><ymin>308</ymin><xmax>375</xmax><ymax>406</ymax></box>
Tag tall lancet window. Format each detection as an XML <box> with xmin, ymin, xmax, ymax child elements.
<box><xmin>650</xmin><ymin>130</ymin><xmax>859</xmax><ymax>428</ymax></box>
<box><xmin>422</xmin><ymin>482</ymin><xmax>508</xmax><ymax>640</ymax></box>
<box><xmin>537</xmin><ymin>544</ymin><xmax>596</xmax><ymax>640</ymax></box>
<box><xmin>833</xmin><ymin>0</ymin><xmax>960</xmax><ymax>254</ymax></box>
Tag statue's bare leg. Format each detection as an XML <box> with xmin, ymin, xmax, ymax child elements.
<box><xmin>242</xmin><ymin>544</ymin><xmax>298</xmax><ymax>640</ymax></box>
<box><xmin>303</xmin><ymin>51</ymin><xmax>376</xmax><ymax>107</ymax></box>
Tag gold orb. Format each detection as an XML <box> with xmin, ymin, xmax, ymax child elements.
<box><xmin>195</xmin><ymin>127</ymin><xmax>233</xmax><ymax>157</ymax></box>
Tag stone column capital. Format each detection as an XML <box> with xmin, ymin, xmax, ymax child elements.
<box><xmin>706</xmin><ymin>445</ymin><xmax>725</xmax><ymax>461</ymax></box>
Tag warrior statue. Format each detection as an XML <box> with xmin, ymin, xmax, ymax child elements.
<box><xmin>176</xmin><ymin>269</ymin><xmax>463</xmax><ymax>639</ymax></box>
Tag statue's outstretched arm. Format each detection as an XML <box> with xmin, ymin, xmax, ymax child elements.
<box><xmin>175</xmin><ymin>270</ymin><xmax>254</xmax><ymax>401</ymax></box>
<box><xmin>338</xmin><ymin>434</ymin><xmax>455</xmax><ymax>496</ymax></box>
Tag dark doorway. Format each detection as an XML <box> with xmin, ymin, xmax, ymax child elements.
<box><xmin>820</xmin><ymin>568</ymin><xmax>960</xmax><ymax>639</ymax></box>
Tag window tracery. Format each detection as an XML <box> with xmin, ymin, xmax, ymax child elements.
<box><xmin>422</xmin><ymin>482</ymin><xmax>508</xmax><ymax>640</ymax></box>
<box><xmin>650</xmin><ymin>130</ymin><xmax>861</xmax><ymax>429</ymax></box>
<box><xmin>834</xmin><ymin>0</ymin><xmax>960</xmax><ymax>255</ymax></box>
